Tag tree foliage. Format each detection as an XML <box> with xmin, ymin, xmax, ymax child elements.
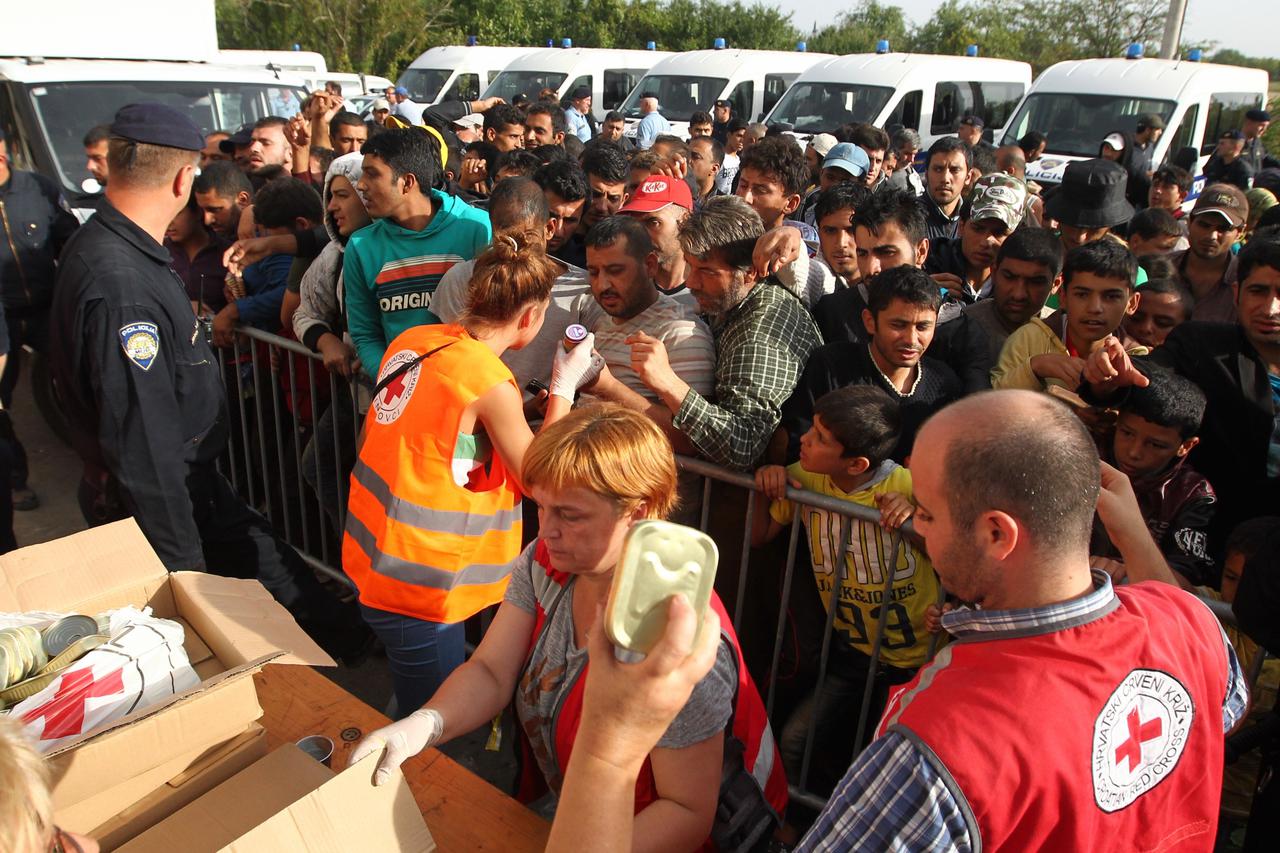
<box><xmin>217</xmin><ymin>0</ymin><xmax>1274</xmax><ymax>81</ymax></box>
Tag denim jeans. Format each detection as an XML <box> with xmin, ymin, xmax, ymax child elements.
<box><xmin>359</xmin><ymin>604</ymin><xmax>466</xmax><ymax>718</ymax></box>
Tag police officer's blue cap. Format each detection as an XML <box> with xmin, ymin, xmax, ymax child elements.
<box><xmin>109</xmin><ymin>103</ymin><xmax>205</xmax><ymax>151</ymax></box>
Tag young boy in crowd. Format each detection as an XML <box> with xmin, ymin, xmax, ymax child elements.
<box><xmin>992</xmin><ymin>238</ymin><xmax>1145</xmax><ymax>391</ymax></box>
<box><xmin>752</xmin><ymin>385</ymin><xmax>939</xmax><ymax>793</ymax></box>
<box><xmin>1127</xmin><ymin>207</ymin><xmax>1186</xmax><ymax>256</ymax></box>
<box><xmin>1122</xmin><ymin>276</ymin><xmax>1193</xmax><ymax>349</ymax></box>
<box><xmin>1088</xmin><ymin>365</ymin><xmax>1216</xmax><ymax>586</ymax></box>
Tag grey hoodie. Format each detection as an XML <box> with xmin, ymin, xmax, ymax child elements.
<box><xmin>292</xmin><ymin>153</ymin><xmax>367</xmax><ymax>351</ymax></box>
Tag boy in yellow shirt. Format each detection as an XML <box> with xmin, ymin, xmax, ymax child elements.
<box><xmin>992</xmin><ymin>238</ymin><xmax>1146</xmax><ymax>391</ymax></box>
<box><xmin>752</xmin><ymin>385</ymin><xmax>938</xmax><ymax>793</ymax></box>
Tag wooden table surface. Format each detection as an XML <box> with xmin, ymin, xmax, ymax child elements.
<box><xmin>254</xmin><ymin>665</ymin><xmax>550</xmax><ymax>852</ymax></box>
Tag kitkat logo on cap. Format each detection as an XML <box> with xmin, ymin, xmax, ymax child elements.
<box><xmin>620</xmin><ymin>173</ymin><xmax>693</xmax><ymax>213</ymax></box>
<box><xmin>640</xmin><ymin>179</ymin><xmax>668</xmax><ymax>194</ymax></box>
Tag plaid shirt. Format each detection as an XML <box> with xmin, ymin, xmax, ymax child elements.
<box><xmin>797</xmin><ymin>572</ymin><xmax>1250</xmax><ymax>853</ymax></box>
<box><xmin>673</xmin><ymin>281</ymin><xmax>820</xmax><ymax>470</ymax></box>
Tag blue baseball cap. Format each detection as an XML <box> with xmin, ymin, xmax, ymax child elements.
<box><xmin>394</xmin><ymin>86</ymin><xmax>410</xmax><ymax>97</ymax></box>
<box><xmin>822</xmin><ymin>143</ymin><xmax>870</xmax><ymax>178</ymax></box>
<box><xmin>109</xmin><ymin>102</ymin><xmax>205</xmax><ymax>151</ymax></box>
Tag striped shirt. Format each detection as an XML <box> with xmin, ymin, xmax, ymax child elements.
<box><xmin>796</xmin><ymin>572</ymin><xmax>1250</xmax><ymax>852</ymax></box>
<box><xmin>576</xmin><ymin>291</ymin><xmax>715</xmax><ymax>402</ymax></box>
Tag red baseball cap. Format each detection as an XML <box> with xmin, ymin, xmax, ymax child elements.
<box><xmin>620</xmin><ymin>174</ymin><xmax>693</xmax><ymax>214</ymax></box>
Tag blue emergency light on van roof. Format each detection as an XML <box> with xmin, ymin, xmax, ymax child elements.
<box><xmin>713</xmin><ymin>38</ymin><xmax>727</xmax><ymax>49</ymax></box>
<box><xmin>466</xmin><ymin>35</ymin><xmax>478</xmax><ymax>46</ymax></box>
<box><xmin>292</xmin><ymin>44</ymin><xmax>300</xmax><ymax>51</ymax></box>
<box><xmin>647</xmin><ymin>41</ymin><xmax>656</xmax><ymax>50</ymax></box>
<box><xmin>546</xmin><ymin>39</ymin><xmax>554</xmax><ymax>47</ymax></box>
<box><xmin>1125</xmin><ymin>42</ymin><xmax>1144</xmax><ymax>59</ymax></box>
<box><xmin>1187</xmin><ymin>48</ymin><xmax>1203</xmax><ymax>62</ymax></box>
<box><xmin>796</xmin><ymin>41</ymin><xmax>807</xmax><ymax>52</ymax></box>
<box><xmin>876</xmin><ymin>39</ymin><xmax>891</xmax><ymax>54</ymax></box>
<box><xmin>561</xmin><ymin>38</ymin><xmax>573</xmax><ymax>48</ymax></box>
<box><xmin>965</xmin><ymin>44</ymin><xmax>979</xmax><ymax>57</ymax></box>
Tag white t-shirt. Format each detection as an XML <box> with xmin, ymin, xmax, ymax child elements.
<box><xmin>575</xmin><ymin>291</ymin><xmax>715</xmax><ymax>402</ymax></box>
<box><xmin>716</xmin><ymin>153</ymin><xmax>740</xmax><ymax>194</ymax></box>
<box><xmin>432</xmin><ymin>258</ymin><xmax>589</xmax><ymax>396</ymax></box>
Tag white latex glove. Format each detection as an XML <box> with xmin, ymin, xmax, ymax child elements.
<box><xmin>347</xmin><ymin>708</ymin><xmax>444</xmax><ymax>786</ymax></box>
<box><xmin>549</xmin><ymin>332</ymin><xmax>604</xmax><ymax>401</ymax></box>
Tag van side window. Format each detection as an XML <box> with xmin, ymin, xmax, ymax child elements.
<box><xmin>977</xmin><ymin>82</ymin><xmax>1024</xmax><ymax>131</ymax></box>
<box><xmin>1164</xmin><ymin>104</ymin><xmax>1200</xmax><ymax>167</ymax></box>
<box><xmin>604</xmin><ymin>70</ymin><xmax>641</xmax><ymax>110</ymax></box>
<box><xmin>562</xmin><ymin>75</ymin><xmax>592</xmax><ymax>109</ymax></box>
<box><xmin>450</xmin><ymin>74</ymin><xmax>480</xmax><ymax>102</ymax></box>
<box><xmin>728</xmin><ymin>81</ymin><xmax>754</xmax><ymax>122</ymax></box>
<box><xmin>763</xmin><ymin>74</ymin><xmax>797</xmax><ymax>116</ymax></box>
<box><xmin>885</xmin><ymin>90</ymin><xmax>923</xmax><ymax>132</ymax></box>
<box><xmin>931</xmin><ymin>81</ymin><xmax>973</xmax><ymax>134</ymax></box>
<box><xmin>1203</xmin><ymin>91</ymin><xmax>1263</xmax><ymax>155</ymax></box>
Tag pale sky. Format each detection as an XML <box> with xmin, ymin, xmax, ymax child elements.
<box><xmin>778</xmin><ymin>0</ymin><xmax>1279</xmax><ymax>60</ymax></box>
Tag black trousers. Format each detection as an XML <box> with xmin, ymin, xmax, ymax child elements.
<box><xmin>0</xmin><ymin>307</ymin><xmax>50</xmax><ymax>489</ymax></box>
<box><xmin>80</xmin><ymin>462</ymin><xmax>363</xmax><ymax>659</ymax></box>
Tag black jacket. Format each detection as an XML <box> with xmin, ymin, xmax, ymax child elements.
<box><xmin>1140</xmin><ymin>322</ymin><xmax>1276</xmax><ymax>562</ymax></box>
<box><xmin>0</xmin><ymin>169</ymin><xmax>79</xmax><ymax>311</ymax></box>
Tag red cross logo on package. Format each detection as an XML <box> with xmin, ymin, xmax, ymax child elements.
<box><xmin>21</xmin><ymin>667</ymin><xmax>125</xmax><ymax>740</ymax></box>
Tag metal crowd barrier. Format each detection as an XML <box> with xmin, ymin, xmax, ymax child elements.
<box><xmin>216</xmin><ymin>323</ymin><xmax>1253</xmax><ymax>816</ymax></box>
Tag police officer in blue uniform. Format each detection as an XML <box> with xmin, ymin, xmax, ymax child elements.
<box><xmin>50</xmin><ymin>103</ymin><xmax>364</xmax><ymax>659</ymax></box>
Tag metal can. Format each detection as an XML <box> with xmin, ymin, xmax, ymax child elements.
<box><xmin>563</xmin><ymin>324</ymin><xmax>588</xmax><ymax>352</ymax></box>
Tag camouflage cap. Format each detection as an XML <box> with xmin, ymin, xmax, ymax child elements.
<box><xmin>967</xmin><ymin>173</ymin><xmax>1028</xmax><ymax>230</ymax></box>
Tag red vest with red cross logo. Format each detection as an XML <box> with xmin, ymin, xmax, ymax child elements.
<box><xmin>876</xmin><ymin>582</ymin><xmax>1228</xmax><ymax>852</ymax></box>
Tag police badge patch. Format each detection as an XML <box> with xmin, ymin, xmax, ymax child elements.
<box><xmin>119</xmin><ymin>322</ymin><xmax>160</xmax><ymax>371</ymax></box>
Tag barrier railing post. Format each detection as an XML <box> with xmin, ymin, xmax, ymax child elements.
<box><xmin>765</xmin><ymin>512</ymin><xmax>803</xmax><ymax>719</ymax></box>
<box><xmin>266</xmin><ymin>341</ymin><xmax>294</xmax><ymax>544</ymax></box>
<box><xmin>732</xmin><ymin>488</ymin><xmax>755</xmax><ymax>632</ymax></box>
<box><xmin>230</xmin><ymin>336</ymin><xmax>257</xmax><ymax>509</ymax></box>
<box><xmin>286</xmin><ymin>352</ymin><xmax>310</xmax><ymax>557</ymax></box>
<box><xmin>853</xmin><ymin>532</ymin><xmax>902</xmax><ymax>749</ymax></box>
<box><xmin>798</xmin><ymin>514</ymin><xmax>851</xmax><ymax>795</ymax></box>
<box><xmin>248</xmin><ymin>341</ymin><xmax>275</xmax><ymax>522</ymax></box>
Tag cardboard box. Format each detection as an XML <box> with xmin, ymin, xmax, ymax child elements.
<box><xmin>0</xmin><ymin>520</ymin><xmax>334</xmax><ymax>829</ymax></box>
<box><xmin>119</xmin><ymin>745</ymin><xmax>436</xmax><ymax>852</ymax></box>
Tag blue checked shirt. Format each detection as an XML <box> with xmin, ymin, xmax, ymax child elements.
<box><xmin>796</xmin><ymin>572</ymin><xmax>1250</xmax><ymax>853</ymax></box>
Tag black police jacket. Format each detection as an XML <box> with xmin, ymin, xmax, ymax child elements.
<box><xmin>0</xmin><ymin>169</ymin><xmax>80</xmax><ymax>311</ymax></box>
<box><xmin>50</xmin><ymin>200</ymin><xmax>227</xmax><ymax>571</ymax></box>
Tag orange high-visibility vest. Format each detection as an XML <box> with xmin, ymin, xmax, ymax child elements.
<box><xmin>343</xmin><ymin>324</ymin><xmax>522</xmax><ymax>623</ymax></box>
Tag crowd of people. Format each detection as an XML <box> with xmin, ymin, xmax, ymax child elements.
<box><xmin>0</xmin><ymin>72</ymin><xmax>1278</xmax><ymax>851</ymax></box>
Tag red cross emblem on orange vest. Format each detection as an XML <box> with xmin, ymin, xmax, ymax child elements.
<box><xmin>381</xmin><ymin>372</ymin><xmax>408</xmax><ymax>405</ymax></box>
<box><xmin>1114</xmin><ymin>706</ymin><xmax>1163</xmax><ymax>772</ymax></box>
<box><xmin>21</xmin><ymin>667</ymin><xmax>125</xmax><ymax>740</ymax></box>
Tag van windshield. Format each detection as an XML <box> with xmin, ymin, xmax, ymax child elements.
<box><xmin>1001</xmin><ymin>93</ymin><xmax>1176</xmax><ymax>157</ymax></box>
<box><xmin>767</xmin><ymin>82</ymin><xmax>894</xmax><ymax>132</ymax></box>
<box><xmin>25</xmin><ymin>79</ymin><xmax>307</xmax><ymax>197</ymax></box>
<box><xmin>397</xmin><ymin>68</ymin><xmax>451</xmax><ymax>103</ymax></box>
<box><xmin>619</xmin><ymin>75</ymin><xmax>729</xmax><ymax>121</ymax></box>
<box><xmin>483</xmin><ymin>70</ymin><xmax>568</xmax><ymax>103</ymax></box>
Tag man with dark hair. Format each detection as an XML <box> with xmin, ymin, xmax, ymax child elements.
<box><xmin>524</xmin><ymin>102</ymin><xmax>567</xmax><ymax>149</ymax></box>
<box><xmin>688</xmin><ymin>110</ymin><xmax>713</xmax><ymax>139</ymax></box>
<box><xmin>919</xmin><ymin>136</ymin><xmax>973</xmax><ymax>242</ymax></box>
<box><xmin>783</xmin><ymin>266</ymin><xmax>961</xmax><ymax>462</ymax></box>
<box><xmin>1171</xmin><ymin>183</ymin><xmax>1246</xmax><ymax>322</ymax></box>
<box><xmin>192</xmin><ymin>161</ymin><xmax>254</xmax><ymax>238</ymax></box>
<box><xmin>492</xmin><ymin>148</ymin><xmax>542</xmax><ymax>181</ymax></box>
<box><xmin>201</xmin><ymin>131</ymin><xmax>230</xmax><ymax>168</ymax></box>
<box><xmin>847</xmin><ymin>123</ymin><xmax>890</xmax><ymax>191</ymax></box>
<box><xmin>431</xmin><ymin>176</ymin><xmax>590</xmax><ymax>395</ymax></box>
<box><xmin>346</xmin><ymin>129</ymin><xmax>492</xmax><ymax>380</ymax></box>
<box><xmin>1203</xmin><ymin>130</ymin><xmax>1254</xmax><ymax>191</ymax></box>
<box><xmin>1127</xmin><ymin>207</ymin><xmax>1184</xmax><ymax>256</ymax></box>
<box><xmin>1148</xmin><ymin>164</ymin><xmax>1193</xmax><ymax>221</ymax></box>
<box><xmin>1019</xmin><ymin>130</ymin><xmax>1047</xmax><ymax>162</ymax></box>
<box><xmin>1086</xmin><ymin>234</ymin><xmax>1280</xmax><ymax>562</ymax></box>
<box><xmin>813</xmin><ymin>181</ymin><xmax>870</xmax><ymax>288</ymax></box>
<box><xmin>579</xmin><ymin>141</ymin><xmax>629</xmax><ymax>231</ymax></box>
<box><xmin>688</xmin><ymin>136</ymin><xmax>724</xmax><ymax>209</ymax></box>
<box><xmin>245</xmin><ymin>115</ymin><xmax>292</xmax><ymax>173</ymax></box>
<box><xmin>0</xmin><ymin>125</ymin><xmax>79</xmax><ymax>510</ymax></box>
<box><xmin>483</xmin><ymin>103</ymin><xmax>526</xmax><ymax>152</ymax></box>
<box><xmin>210</xmin><ymin>177</ymin><xmax>321</xmax><ymax>344</ymax></box>
<box><xmin>533</xmin><ymin>159</ymin><xmax>589</xmax><ymax>266</ymax></box>
<box><xmin>83</xmin><ymin>124</ymin><xmax>111</xmax><ymax>186</ymax></box>
<box><xmin>1122</xmin><ymin>277</ymin><xmax>1192</xmax><ymax>349</ymax></box>
<box><xmin>599</xmin><ymin>110</ymin><xmax>630</xmax><ymax>148</ymax></box>
<box><xmin>578</xmin><ymin>215</ymin><xmax>714</xmax><ymax>413</ymax></box>
<box><xmin>590</xmin><ymin>195</ymin><xmax>821</xmax><ymax>471</ymax></box>
<box><xmin>963</xmin><ymin>227</ymin><xmax>1063</xmax><ymax>362</ymax></box>
<box><xmin>924</xmin><ymin>174</ymin><xmax>1028</xmax><ymax>304</ymax></box>
<box><xmin>1132</xmin><ymin>113</ymin><xmax>1164</xmax><ymax>175</ymax></box>
<box><xmin>711</xmin><ymin>98</ymin><xmax>733</xmax><ymax>143</ymax></box>
<box><xmin>716</xmin><ymin>118</ymin><xmax>748</xmax><ymax>194</ymax></box>
<box><xmin>327</xmin><ymin>111</ymin><xmax>368</xmax><ymax>156</ymax></box>
<box><xmin>50</xmin><ymin>103</ymin><xmax>364</xmax><ymax>660</ymax></box>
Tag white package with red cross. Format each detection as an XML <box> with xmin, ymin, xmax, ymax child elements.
<box><xmin>9</xmin><ymin>606</ymin><xmax>199</xmax><ymax>753</ymax></box>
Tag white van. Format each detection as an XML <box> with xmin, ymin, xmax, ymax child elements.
<box><xmin>398</xmin><ymin>45</ymin><xmax>538</xmax><ymax>105</ymax></box>
<box><xmin>482</xmin><ymin>47</ymin><xmax>673</xmax><ymax>122</ymax></box>
<box><xmin>618</xmin><ymin>46</ymin><xmax>833</xmax><ymax>138</ymax></box>
<box><xmin>767</xmin><ymin>52</ymin><xmax>1032</xmax><ymax>149</ymax></box>
<box><xmin>1002</xmin><ymin>54</ymin><xmax>1269</xmax><ymax>198</ymax></box>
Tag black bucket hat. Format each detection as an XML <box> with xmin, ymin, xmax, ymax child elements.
<box><xmin>1043</xmin><ymin>159</ymin><xmax>1134</xmax><ymax>229</ymax></box>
